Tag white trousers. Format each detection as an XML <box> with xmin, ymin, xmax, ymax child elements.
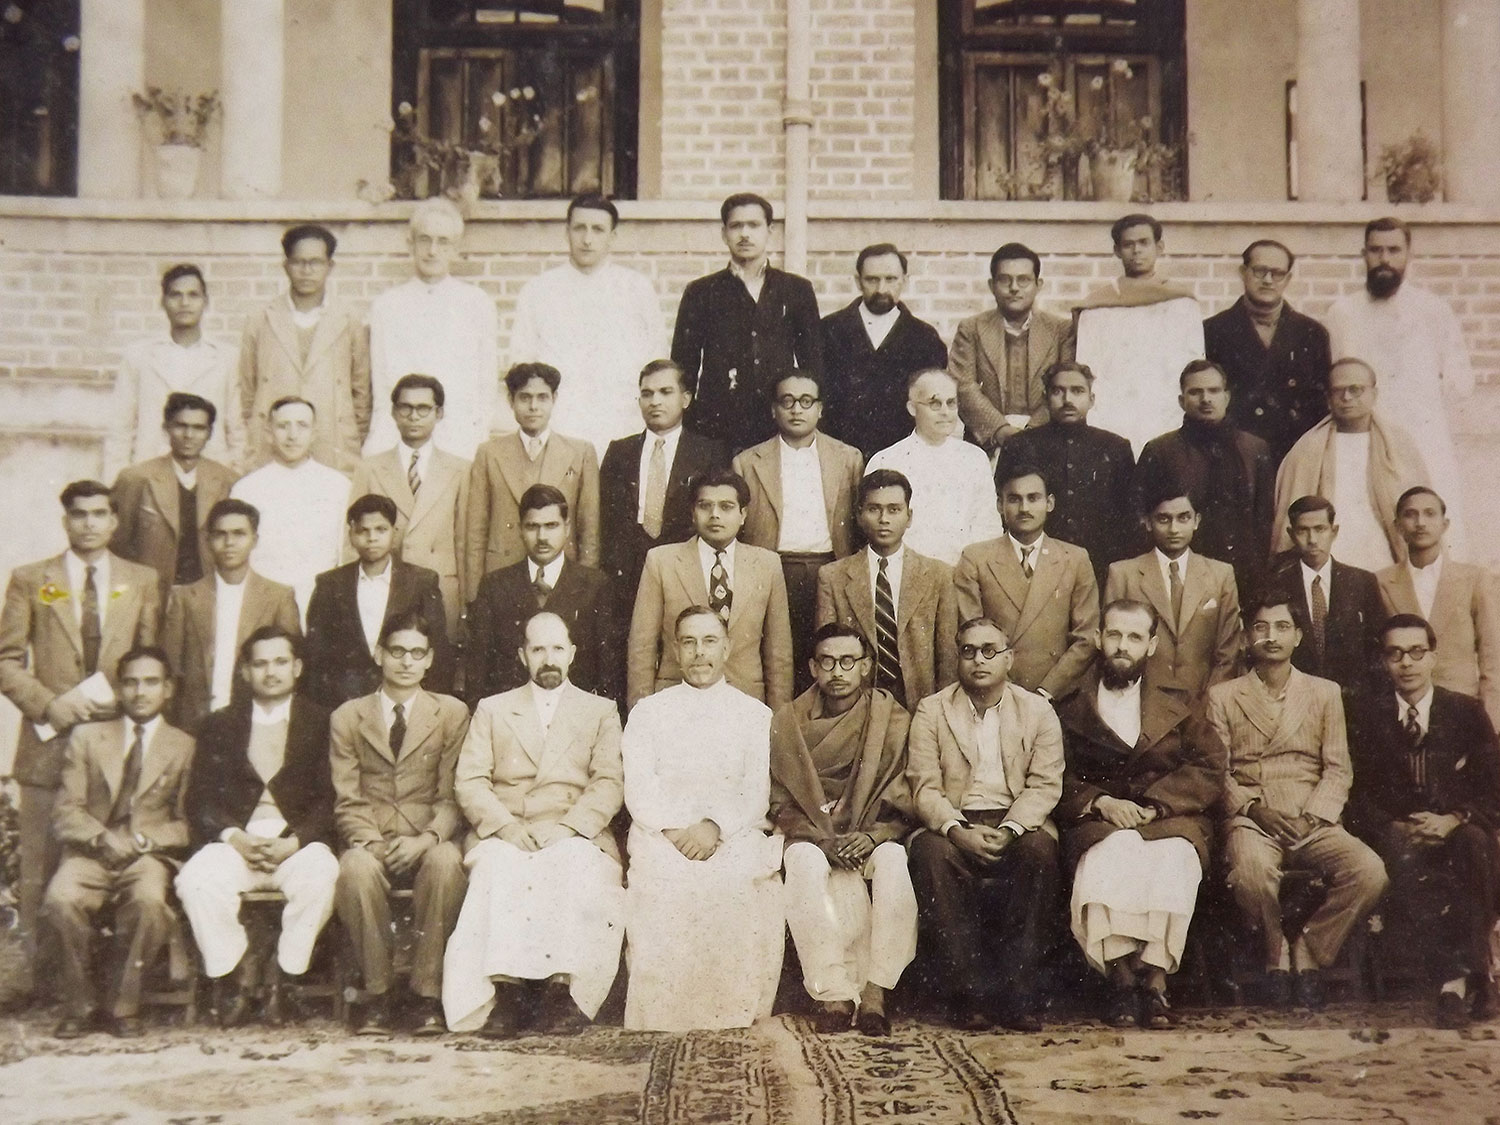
<box><xmin>783</xmin><ymin>840</ymin><xmax>917</xmax><ymax>1003</ymax></box>
<box><xmin>1070</xmin><ymin>831</ymin><xmax>1201</xmax><ymax>975</ymax></box>
<box><xmin>442</xmin><ymin>836</ymin><xmax>625</xmax><ymax>1032</ymax></box>
<box><xmin>175</xmin><ymin>841</ymin><xmax>339</xmax><ymax>978</ymax></box>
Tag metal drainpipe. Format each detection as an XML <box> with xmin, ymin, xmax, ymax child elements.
<box><xmin>783</xmin><ymin>0</ymin><xmax>813</xmax><ymax>275</ymax></box>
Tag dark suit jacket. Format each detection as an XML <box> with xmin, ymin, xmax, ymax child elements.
<box><xmin>732</xmin><ymin>433</ymin><xmax>864</xmax><ymax>558</ymax></box>
<box><xmin>1265</xmin><ymin>555</ymin><xmax>1383</xmax><ymax>700</ymax></box>
<box><xmin>1204</xmin><ymin>298</ymin><xmax>1331</xmax><ymax>465</ymax></box>
<box><xmin>110</xmin><ymin>455</ymin><xmax>238</xmax><ymax>601</ymax></box>
<box><xmin>1055</xmin><ymin>672</ymin><xmax>1227</xmax><ymax>869</ymax></box>
<box><xmin>672</xmin><ymin>266</ymin><xmax>824</xmax><ymax>451</ymax></box>
<box><xmin>302</xmin><ymin>559</ymin><xmax>450</xmax><ymax>709</ymax></box>
<box><xmin>464</xmin><ymin>558</ymin><xmax>614</xmax><ymax>703</ymax></box>
<box><xmin>820</xmin><ymin>300</ymin><xmax>948</xmax><ymax>460</ymax></box>
<box><xmin>185</xmin><ymin>697</ymin><xmax>336</xmax><ymax>851</ymax></box>
<box><xmin>949</xmin><ymin>307</ymin><xmax>1074</xmax><ymax>450</ymax></box>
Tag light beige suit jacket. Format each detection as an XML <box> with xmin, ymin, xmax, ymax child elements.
<box><xmin>949</xmin><ymin>307</ymin><xmax>1074</xmax><ymax>448</ymax></box>
<box><xmin>455</xmin><ymin>682</ymin><xmax>624</xmax><ymax>862</ymax></box>
<box><xmin>732</xmin><ymin>434</ymin><xmax>864</xmax><ymax>558</ymax></box>
<box><xmin>51</xmin><ymin>717</ymin><xmax>195</xmax><ymax>855</ymax></box>
<box><xmin>1105</xmin><ymin>551</ymin><xmax>1241</xmax><ymax>701</ymax></box>
<box><xmin>110</xmin><ymin>455</ymin><xmax>238</xmax><ymax>602</ymax></box>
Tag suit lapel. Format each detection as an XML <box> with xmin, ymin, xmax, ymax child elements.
<box><xmin>539</xmin><ymin>686</ymin><xmax>585</xmax><ymax>768</ymax></box>
<box><xmin>145</xmin><ymin>460</ymin><xmax>181</xmax><ymax>536</ymax></box>
<box><xmin>751</xmin><ymin>443</ymin><xmax>783</xmax><ymax>524</ymax></box>
<box><xmin>237</xmin><ymin>573</ymin><xmax>274</xmax><ymax>648</ymax></box>
<box><xmin>844</xmin><ymin>557</ymin><xmax>878</xmax><ymax>640</ymax></box>
<box><xmin>398</xmin><ymin>690</ymin><xmax>439</xmax><ymax>760</ymax></box>
<box><xmin>497</xmin><ymin>435</ymin><xmax>531</xmax><ymax>506</ymax></box>
<box><xmin>984</xmin><ymin>545</ymin><xmax>1028</xmax><ymax>620</ymax></box>
<box><xmin>1177</xmin><ymin>555</ymin><xmax>1210</xmax><ymax>638</ymax></box>
<box><xmin>1379</xmin><ymin>567</ymin><xmax>1419</xmax><ymax>616</ymax></box>
<box><xmin>1139</xmin><ymin>683</ymin><xmax>1190</xmax><ymax>750</ymax></box>
<box><xmin>301</xmin><ymin>303</ymin><xmax>345</xmax><ymax>372</ymax></box>
<box><xmin>100</xmin><ymin>561</ymin><xmax>146</xmax><ymax>649</ymax></box>
<box><xmin>1137</xmin><ymin>557</ymin><xmax>1176</xmax><ymax>639</ymax></box>
<box><xmin>43</xmin><ymin>555</ymin><xmax>85</xmax><ymax>658</ymax></box>
<box><xmin>816</xmin><ymin>440</ymin><xmax>846</xmax><ymax>539</ymax></box>
<box><xmin>359</xmin><ymin>694</ymin><xmax>397</xmax><ymax>764</ymax></box>
<box><xmin>674</xmin><ymin>541</ymin><xmax>711</xmax><ymax>605</ymax></box>
<box><xmin>1014</xmin><ymin>540</ymin><xmax>1058</xmax><ymax>637</ymax></box>
<box><xmin>374</xmin><ymin>451</ymin><xmax>417</xmax><ymax>520</ymax></box>
<box><xmin>505</xmin><ymin>690</ymin><xmax>546</xmax><ymax>766</ymax></box>
<box><xmin>896</xmin><ymin>551</ymin><xmax>933</xmax><ymax>637</ymax></box>
<box><xmin>975</xmin><ymin>312</ymin><xmax>1006</xmax><ymax>384</ymax></box>
<box><xmin>941</xmin><ymin>688</ymin><xmax>980</xmax><ymax>769</ymax></box>
<box><xmin>410</xmin><ymin>451</ymin><xmax>458</xmax><ymax>529</ymax></box>
<box><xmin>135</xmin><ymin>724</ymin><xmax>174</xmax><ymax>801</ymax></box>
<box><xmin>1270</xmin><ymin>671</ymin><xmax>1313</xmax><ymax>752</ymax></box>
<box><xmin>96</xmin><ymin>719</ymin><xmax>127</xmax><ymax>800</ymax></box>
<box><xmin>265</xmin><ymin>301</ymin><xmax>303</xmax><ymax>369</ymax></box>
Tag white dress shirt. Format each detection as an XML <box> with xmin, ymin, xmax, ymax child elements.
<box><xmin>636</xmin><ymin>425</ymin><xmax>684</xmax><ymax>525</ymax></box>
<box><xmin>1154</xmin><ymin>547</ymin><xmax>1193</xmax><ymax>597</ymax></box>
<box><xmin>865</xmin><ymin>546</ymin><xmax>905</xmax><ymax>619</ymax></box>
<box><xmin>1009</xmin><ymin>532</ymin><xmax>1045</xmax><ymax>573</ymax></box>
<box><xmin>1408</xmin><ymin>554</ymin><xmax>1445</xmax><ymax>619</ymax></box>
<box><xmin>398</xmin><ymin>440</ymin><xmax>433</xmax><ymax>491</ymax></box>
<box><xmin>1300</xmin><ymin>558</ymin><xmax>1333</xmax><ymax>618</ymax></box>
<box><xmin>864</xmin><ymin>433</ymin><xmax>1004</xmax><ymax>566</ymax></box>
<box><xmin>286</xmin><ymin>292</ymin><xmax>326</xmax><ymax>330</ymax></box>
<box><xmin>171</xmin><ymin>459</ymin><xmax>198</xmax><ymax>491</ymax></box>
<box><xmin>777</xmin><ymin>437</ymin><xmax>833</xmax><ymax>553</ymax></box>
<box><xmin>1395</xmin><ymin>686</ymin><xmax>1434</xmax><ymax>735</ymax></box>
<box><xmin>356</xmin><ymin>561</ymin><xmax>394</xmax><ymax>656</ymax></box>
<box><xmin>528</xmin><ymin>555</ymin><xmax>565</xmax><ymax>589</ymax></box>
<box><xmin>697</xmin><ymin>537</ymin><xmax>737</xmax><ymax>592</ymax></box>
<box><xmin>1097</xmin><ymin>677</ymin><xmax>1143</xmax><ymax>747</ymax></box>
<box><xmin>947</xmin><ymin>693</ymin><xmax>1027</xmax><ymax>836</ymax></box>
<box><xmin>1330</xmin><ymin>430</ymin><xmax>1395</xmax><ymax>572</ymax></box>
<box><xmin>211</xmin><ymin>573</ymin><xmax>249</xmax><ymax>711</ymax></box>
<box><xmin>859</xmin><ymin>303</ymin><xmax>900</xmax><ymax>350</ymax></box>
<box><xmin>730</xmin><ymin>258</ymin><xmax>768</xmax><ymax>303</ymax></box>
<box><xmin>63</xmin><ymin>551</ymin><xmax>111</xmax><ymax>634</ymax></box>
<box><xmin>529</xmin><ymin>680</ymin><xmax>566</xmax><ymax>734</ymax></box>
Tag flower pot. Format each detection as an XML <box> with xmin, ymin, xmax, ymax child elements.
<box><xmin>154</xmin><ymin>143</ymin><xmax>202</xmax><ymax>200</ymax></box>
<box><xmin>1091</xmin><ymin>148</ymin><xmax>1138</xmax><ymax>203</ymax></box>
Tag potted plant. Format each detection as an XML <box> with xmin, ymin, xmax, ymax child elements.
<box><xmin>1376</xmin><ymin>131</ymin><xmax>1442</xmax><ymax>204</ymax></box>
<box><xmin>1080</xmin><ymin>59</ymin><xmax>1180</xmax><ymax>203</ymax></box>
<box><xmin>132</xmin><ymin>87</ymin><xmax>220</xmax><ymax>200</ymax></box>
<box><xmin>390</xmin><ymin>86</ymin><xmax>548</xmax><ymax>204</ymax></box>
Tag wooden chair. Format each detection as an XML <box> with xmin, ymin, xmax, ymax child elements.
<box><xmin>236</xmin><ymin>889</ymin><xmax>343</xmax><ymax>1020</ymax></box>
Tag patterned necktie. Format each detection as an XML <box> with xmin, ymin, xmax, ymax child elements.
<box><xmin>81</xmin><ymin>563</ymin><xmax>102</xmax><ymax>675</ymax></box>
<box><xmin>642</xmin><ymin>436</ymin><xmax>667</xmax><ymax>539</ymax></box>
<box><xmin>408</xmin><ymin>449</ymin><xmax>421</xmax><ymax>496</ymax></box>
<box><xmin>1168</xmin><ymin>559</ymin><xmax>1184</xmax><ymax>623</ymax></box>
<box><xmin>526</xmin><ymin>436</ymin><xmax>543</xmax><ymax>462</ymax></box>
<box><xmin>1021</xmin><ymin>544</ymin><xmax>1036</xmax><ymax>580</ymax></box>
<box><xmin>533</xmin><ymin>569</ymin><xmax>552</xmax><ymax>608</ymax></box>
<box><xmin>709</xmin><ymin>549</ymin><xmax>733</xmax><ymax>624</ymax></box>
<box><xmin>874</xmin><ymin>556</ymin><xmax>903</xmax><ymax>698</ymax></box>
<box><xmin>1310</xmin><ymin>574</ymin><xmax>1328</xmax><ymax>659</ymax></box>
<box><xmin>390</xmin><ymin>701</ymin><xmax>407</xmax><ymax>757</ymax></box>
<box><xmin>109</xmin><ymin>722</ymin><xmax>146</xmax><ymax>829</ymax></box>
<box><xmin>1404</xmin><ymin>703</ymin><xmax>1427</xmax><ymax>792</ymax></box>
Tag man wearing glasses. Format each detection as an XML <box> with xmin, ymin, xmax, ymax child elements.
<box><xmin>906</xmin><ymin>617</ymin><xmax>1064</xmax><ymax>1031</ymax></box>
<box><xmin>1348</xmin><ymin>614</ymin><xmax>1500</xmax><ymax>1028</ymax></box>
<box><xmin>735</xmin><ymin>371</ymin><xmax>864</xmax><ymax>694</ymax></box>
<box><xmin>1204</xmin><ymin>239</ymin><xmax>1332</xmax><ymax>465</ymax></box>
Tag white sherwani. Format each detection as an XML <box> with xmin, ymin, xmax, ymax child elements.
<box><xmin>622</xmin><ymin>679</ymin><xmax>784</xmax><ymax>1031</ymax></box>
<box><xmin>365</xmin><ymin>275</ymin><xmax>499</xmax><ymax>460</ymax></box>
<box><xmin>106</xmin><ymin>335</ymin><xmax>244</xmax><ymax>478</ymax></box>
<box><xmin>1326</xmin><ymin>283</ymin><xmax>1472</xmax><ymax>558</ymax></box>
<box><xmin>865</xmin><ymin>433</ymin><xmax>1004</xmax><ymax>565</ymax></box>
<box><xmin>231</xmin><ymin>459</ymin><xmax>350</xmax><ymax>621</ymax></box>
<box><xmin>509</xmin><ymin>261</ymin><xmax>666</xmax><ymax>457</ymax></box>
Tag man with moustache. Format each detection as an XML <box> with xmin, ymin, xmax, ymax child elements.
<box><xmin>1327</xmin><ymin>217</ymin><xmax>1473</xmax><ymax>558</ymax></box>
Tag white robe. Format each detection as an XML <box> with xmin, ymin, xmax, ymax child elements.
<box><xmin>508</xmin><ymin>261</ymin><xmax>666</xmax><ymax>458</ymax></box>
<box><xmin>864</xmin><ymin>433</ymin><xmax>1004</xmax><ymax>566</ymax></box>
<box><xmin>1070</xmin><ymin>830</ymin><xmax>1201</xmax><ymax>975</ymax></box>
<box><xmin>365</xmin><ymin>275</ymin><xmax>499</xmax><ymax>460</ymax></box>
<box><xmin>106</xmin><ymin>335</ymin><xmax>244</xmax><ymax>478</ymax></box>
<box><xmin>1326</xmin><ymin>283</ymin><xmax>1473</xmax><ymax>559</ymax></box>
<box><xmin>231</xmin><ymin>459</ymin><xmax>350</xmax><ymax>622</ymax></box>
<box><xmin>621</xmin><ymin>679</ymin><xmax>784</xmax><ymax>1031</ymax></box>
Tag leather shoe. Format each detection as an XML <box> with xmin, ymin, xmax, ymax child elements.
<box><xmin>354</xmin><ymin>995</ymin><xmax>394</xmax><ymax>1036</ymax></box>
<box><xmin>1264</xmin><ymin>970</ymin><xmax>1293</xmax><ymax>1009</ymax></box>
<box><xmin>809</xmin><ymin>1000</ymin><xmax>855</xmax><ymax>1035</ymax></box>
<box><xmin>1437</xmin><ymin>989</ymin><xmax>1471</xmax><ymax>1030</ymax></box>
<box><xmin>411</xmin><ymin>999</ymin><xmax>447</xmax><ymax>1037</ymax></box>
<box><xmin>855</xmin><ymin>1007</ymin><xmax>891</xmax><ymax>1037</ymax></box>
<box><xmin>109</xmin><ymin>1015</ymin><xmax>144</xmax><ymax>1039</ymax></box>
<box><xmin>1293</xmin><ymin>969</ymin><xmax>1325</xmax><ymax>1011</ymax></box>
<box><xmin>52</xmin><ymin>1014</ymin><xmax>96</xmax><ymax>1039</ymax></box>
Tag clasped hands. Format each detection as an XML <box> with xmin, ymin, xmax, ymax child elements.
<box><xmin>664</xmin><ymin>819</ymin><xmax>721</xmax><ymax>861</ymax></box>
<box><xmin>1396</xmin><ymin>810</ymin><xmax>1463</xmax><ymax>844</ymax></box>
<box><xmin>820</xmin><ymin>831</ymin><xmax>876</xmax><ymax>870</ymax></box>
<box><xmin>949</xmin><ymin>823</ymin><xmax>1016</xmax><ymax>864</ymax></box>
<box><xmin>1095</xmin><ymin>795</ymin><xmax>1159</xmax><ymax>830</ymax></box>
<box><xmin>228</xmin><ymin>830</ymin><xmax>300</xmax><ymax>872</ymax></box>
<box><xmin>1247</xmin><ymin>803</ymin><xmax>1323</xmax><ymax>847</ymax></box>
<box><xmin>498</xmin><ymin>821</ymin><xmax>581</xmax><ymax>852</ymax></box>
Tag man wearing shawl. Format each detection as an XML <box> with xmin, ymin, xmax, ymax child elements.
<box><xmin>770</xmin><ymin>623</ymin><xmax>916</xmax><ymax>1036</ymax></box>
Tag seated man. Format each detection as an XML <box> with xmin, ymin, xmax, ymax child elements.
<box><xmin>1348</xmin><ymin>614</ymin><xmax>1500</xmax><ymax>1028</ymax></box>
<box><xmin>303</xmin><ymin>493</ymin><xmax>449</xmax><ymax>709</ymax></box>
<box><xmin>1210</xmin><ymin>595</ymin><xmax>1388</xmax><ymax>1009</ymax></box>
<box><xmin>175</xmin><ymin>626</ymin><xmax>338</xmax><ymax>1027</ymax></box>
<box><xmin>770</xmin><ymin>623</ymin><xmax>916</xmax><ymax>1036</ymax></box>
<box><xmin>906</xmin><ymin>617</ymin><xmax>1063</xmax><ymax>1031</ymax></box>
<box><xmin>331</xmin><ymin>610</ymin><xmax>470</xmax><ymax>1035</ymax></box>
<box><xmin>1055</xmin><ymin>600</ymin><xmax>1225</xmax><ymax>1029</ymax></box>
<box><xmin>42</xmin><ymin>647</ymin><xmax>195</xmax><ymax>1038</ymax></box>
<box><xmin>444</xmin><ymin>612</ymin><xmax>625</xmax><ymax>1037</ymax></box>
<box><xmin>465</xmin><ymin>484</ymin><xmax>612</xmax><ymax>703</ymax></box>
<box><xmin>622</xmin><ymin>606</ymin><xmax>784</xmax><ymax>1031</ymax></box>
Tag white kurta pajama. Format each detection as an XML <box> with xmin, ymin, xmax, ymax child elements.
<box><xmin>621</xmin><ymin>679</ymin><xmax>784</xmax><ymax>1031</ymax></box>
<box><xmin>231</xmin><ymin>458</ymin><xmax>351</xmax><ymax>621</ymax></box>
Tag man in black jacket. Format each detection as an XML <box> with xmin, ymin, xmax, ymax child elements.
<box><xmin>672</xmin><ymin>193</ymin><xmax>823</xmax><ymax>451</ymax></box>
<box><xmin>820</xmin><ymin>244</ymin><xmax>948</xmax><ymax>460</ymax></box>
<box><xmin>175</xmin><ymin>626</ymin><xmax>338</xmax><ymax>1026</ymax></box>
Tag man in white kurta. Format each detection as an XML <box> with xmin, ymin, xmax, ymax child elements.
<box><xmin>865</xmin><ymin>369</ymin><xmax>1003</xmax><ymax>566</ymax></box>
<box><xmin>443</xmin><ymin>612</ymin><xmax>624</xmax><ymax>1036</ymax></box>
<box><xmin>622</xmin><ymin>607</ymin><xmax>784</xmax><ymax>1031</ymax></box>
<box><xmin>365</xmin><ymin>198</ymin><xmax>498</xmax><ymax>460</ymax></box>
<box><xmin>509</xmin><ymin>195</ymin><xmax>666</xmax><ymax>458</ymax></box>
<box><xmin>231</xmin><ymin>398</ymin><xmax>350</xmax><ymax>621</ymax></box>
<box><xmin>1326</xmin><ymin>219</ymin><xmax>1472</xmax><ymax>559</ymax></box>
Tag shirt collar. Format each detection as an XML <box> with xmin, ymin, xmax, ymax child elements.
<box><xmin>1397</xmin><ymin>687</ymin><xmax>1435</xmax><ymax>726</ymax></box>
<box><xmin>380</xmin><ymin>689</ymin><xmax>417</xmax><ymax>726</ymax></box>
<box><xmin>171</xmin><ymin>458</ymin><xmax>198</xmax><ymax>489</ymax></box>
<box><xmin>697</xmin><ymin>537</ymin><xmax>736</xmax><ymax>566</ymax></box>
<box><xmin>522</xmin><ymin>428</ymin><xmax>551</xmax><ymax>452</ymax></box>
<box><xmin>1002</xmin><ymin>312</ymin><xmax>1033</xmax><ymax>337</ymax></box>
<box><xmin>1154</xmin><ymin>547</ymin><xmax>1192</xmax><ymax>573</ymax></box>
<box><xmin>778</xmin><ymin>434</ymin><xmax>818</xmax><ymax>455</ymax></box>
<box><xmin>126</xmin><ymin>714</ymin><xmax>163</xmax><ymax>743</ymax></box>
<box><xmin>399</xmin><ymin>439</ymin><xmax>431</xmax><ymax>464</ymax></box>
<box><xmin>1098</xmin><ymin>676</ymin><xmax>1143</xmax><ymax>703</ymax></box>
<box><xmin>358</xmin><ymin>560</ymin><xmax>393</xmax><ymax>586</ymax></box>
<box><xmin>528</xmin><ymin>555</ymin><xmax>566</xmax><ymax>587</ymax></box>
<box><xmin>530</xmin><ymin>679</ymin><xmax>568</xmax><ymax>706</ymax></box>
<box><xmin>1300</xmin><ymin>558</ymin><xmax>1333</xmax><ymax>585</ymax></box>
<box><xmin>729</xmin><ymin>258</ymin><xmax>768</xmax><ymax>284</ymax></box>
<box><xmin>1008</xmin><ymin>533</ymin><xmax>1044</xmax><ymax>561</ymax></box>
<box><xmin>859</xmin><ymin>302</ymin><xmax>900</xmax><ymax>327</ymax></box>
<box><xmin>64</xmin><ymin>551</ymin><xmax>109</xmax><ymax>591</ymax></box>
<box><xmin>251</xmin><ymin>697</ymin><xmax>293</xmax><ymax>725</ymax></box>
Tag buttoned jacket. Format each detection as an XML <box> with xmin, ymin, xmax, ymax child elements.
<box><xmin>52</xmin><ymin>717</ymin><xmax>194</xmax><ymax>857</ymax></box>
<box><xmin>1104</xmin><ymin>551</ymin><xmax>1241</xmax><ymax>701</ymax></box>
<box><xmin>949</xmin><ymin>307</ymin><xmax>1074</xmax><ymax>448</ymax></box>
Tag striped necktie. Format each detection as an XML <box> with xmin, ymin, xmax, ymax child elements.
<box><xmin>874</xmin><ymin>555</ymin><xmax>903</xmax><ymax>699</ymax></box>
<box><xmin>408</xmin><ymin>449</ymin><xmax>421</xmax><ymax>495</ymax></box>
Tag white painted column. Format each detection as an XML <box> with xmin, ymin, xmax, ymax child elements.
<box><xmin>76</xmin><ymin>0</ymin><xmax>145</xmax><ymax>197</ymax></box>
<box><xmin>782</xmin><ymin>0</ymin><xmax>813</xmax><ymax>275</ymax></box>
<box><xmin>1295</xmin><ymin>0</ymin><xmax>1363</xmax><ymax>202</ymax></box>
<box><xmin>220</xmin><ymin>0</ymin><xmax>285</xmax><ymax>199</ymax></box>
<box><xmin>1442</xmin><ymin>0</ymin><xmax>1500</xmax><ymax>204</ymax></box>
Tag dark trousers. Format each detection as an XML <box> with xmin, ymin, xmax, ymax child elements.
<box><xmin>1375</xmin><ymin>821</ymin><xmax>1498</xmax><ymax>983</ymax></box>
<box><xmin>335</xmin><ymin>841</ymin><xmax>466</xmax><ymax>999</ymax></box>
<box><xmin>908</xmin><ymin>816</ymin><xmax>1060</xmax><ymax>1015</ymax></box>
<box><xmin>781</xmin><ymin>552</ymin><xmax>835</xmax><ymax>696</ymax></box>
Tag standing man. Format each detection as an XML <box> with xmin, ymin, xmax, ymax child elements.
<box><xmin>159</xmin><ymin>498</ymin><xmax>301</xmax><ymax>733</ymax></box>
<box><xmin>906</xmin><ymin>617</ymin><xmax>1064</xmax><ymax>1031</ymax></box>
<box><xmin>1210</xmin><ymin>596</ymin><xmax>1387</xmax><ymax>1009</ymax></box>
<box><xmin>465</xmin><ymin>363</ymin><xmax>600</xmax><ymax>602</ymax></box>
<box><xmin>816</xmin><ymin>469</ymin><xmax>958</xmax><ymax>710</ymax></box>
<box><xmin>621</xmin><ymin>606</ymin><xmax>785</xmax><ymax>1030</ymax></box>
<box><xmin>954</xmin><ymin>464</ymin><xmax>1099</xmax><ymax>702</ymax></box>
<box><xmin>510</xmin><ymin>193</ymin><xmax>666</xmax><ymax>457</ymax></box>
<box><xmin>770</xmin><ymin>623</ymin><xmax>916</xmax><ymax>1036</ymax></box>
<box><xmin>303</xmin><ymin>494</ymin><xmax>449</xmax><ymax>709</ymax></box>
<box><xmin>106</xmin><ymin>264</ymin><xmax>243</xmax><ymax>478</ymax></box>
<box><xmin>443</xmin><ymin>612</ymin><xmax>625</xmax><ymax>1037</ymax></box>
<box><xmin>1327</xmin><ymin>217</ymin><xmax>1473</xmax><ymax>557</ymax></box>
<box><xmin>348</xmin><ymin>374</ymin><xmax>471</xmax><ymax>636</ymax></box>
<box><xmin>1348</xmin><ymin>614</ymin><xmax>1500</xmax><ymax>1028</ymax></box>
<box><xmin>950</xmin><ymin>242</ymin><xmax>1075</xmax><ymax>456</ymax></box>
<box><xmin>231</xmin><ymin>396</ymin><xmax>351</xmax><ymax>619</ymax></box>
<box><xmin>626</xmin><ymin>468</ymin><xmax>793</xmax><ymax>710</ymax></box>
<box><xmin>1273</xmin><ymin>358</ymin><xmax>1433</xmax><ymax>573</ymax></box>
<box><xmin>820</xmin><ymin>243</ymin><xmax>948</xmax><ymax>461</ymax></box>
<box><xmin>175</xmin><ymin>626</ymin><xmax>339</xmax><ymax>1027</ymax></box>
<box><xmin>110</xmin><ymin>392</ymin><xmax>238</xmax><ymax>604</ymax></box>
<box><xmin>1376</xmin><ymin>487</ymin><xmax>1500</xmax><ymax>728</ymax></box>
<box><xmin>1203</xmin><ymin>239</ymin><xmax>1331</xmax><ymax>465</ymax></box>
<box><xmin>995</xmin><ymin>361</ymin><xmax>1137</xmax><ymax>589</ymax></box>
<box><xmin>0</xmin><ymin>481</ymin><xmax>159</xmax><ymax>977</ymax></box>
<box><xmin>365</xmin><ymin>199</ymin><xmax>498</xmax><ymax>459</ymax></box>
<box><xmin>238</xmin><ymin>224</ymin><xmax>370</xmax><ymax>472</ymax></box>
<box><xmin>865</xmin><ymin>368</ymin><xmax>1003</xmax><ymax>566</ymax></box>
<box><xmin>672</xmin><ymin>193</ymin><xmax>823</xmax><ymax>451</ymax></box>
<box><xmin>734</xmin><ymin>370</ymin><xmax>864</xmax><ymax>693</ymax></box>
<box><xmin>42</xmin><ymin>647</ymin><xmax>194</xmax><ymax>1038</ymax></box>
<box><xmin>331</xmin><ymin>610</ymin><xmax>470</xmax><ymax>1036</ymax></box>
<box><xmin>1134</xmin><ymin>360</ymin><xmax>1275</xmax><ymax>599</ymax></box>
